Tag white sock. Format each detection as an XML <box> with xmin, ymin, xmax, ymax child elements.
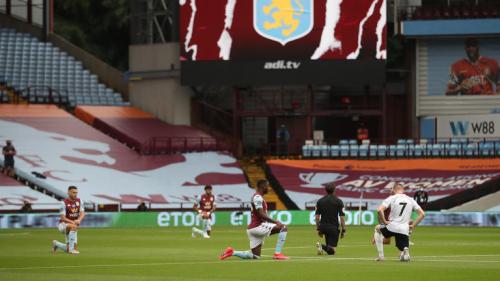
<box><xmin>54</xmin><ymin>240</ymin><xmax>68</xmax><ymax>252</ymax></box>
<box><xmin>202</xmin><ymin>219</ymin><xmax>209</xmax><ymax>234</ymax></box>
<box><xmin>374</xmin><ymin>231</ymin><xmax>384</xmax><ymax>258</ymax></box>
<box><xmin>192</xmin><ymin>227</ymin><xmax>204</xmax><ymax>236</ymax></box>
<box><xmin>68</xmin><ymin>231</ymin><xmax>76</xmax><ymax>251</ymax></box>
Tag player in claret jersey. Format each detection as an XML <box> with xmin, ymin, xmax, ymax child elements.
<box><xmin>192</xmin><ymin>185</ymin><xmax>216</xmax><ymax>238</ymax></box>
<box><xmin>219</xmin><ymin>179</ymin><xmax>289</xmax><ymax>260</ymax></box>
<box><xmin>51</xmin><ymin>186</ymin><xmax>85</xmax><ymax>254</ymax></box>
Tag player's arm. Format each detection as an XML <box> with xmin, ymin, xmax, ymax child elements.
<box><xmin>410</xmin><ymin>208</ymin><xmax>425</xmax><ymax>230</ymax></box>
<box><xmin>74</xmin><ymin>203</ymin><xmax>86</xmax><ymax>225</ymax></box>
<box><xmin>75</xmin><ymin>211</ymin><xmax>85</xmax><ymax>226</ymax></box>
<box><xmin>256</xmin><ymin>208</ymin><xmax>281</xmax><ymax>226</ymax></box>
<box><xmin>377</xmin><ymin>205</ymin><xmax>389</xmax><ymax>225</ymax></box>
<box><xmin>410</xmin><ymin>198</ymin><xmax>425</xmax><ymax>229</ymax></box>
<box><xmin>58</xmin><ymin>202</ymin><xmax>74</xmax><ymax>224</ymax></box>
<box><xmin>339</xmin><ymin>202</ymin><xmax>346</xmax><ymax>238</ymax></box>
<box><xmin>209</xmin><ymin>202</ymin><xmax>216</xmax><ymax>213</ymax></box>
<box><xmin>446</xmin><ymin>66</ymin><xmax>463</xmax><ymax>95</ymax></box>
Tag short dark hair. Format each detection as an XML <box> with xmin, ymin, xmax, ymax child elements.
<box><xmin>256</xmin><ymin>179</ymin><xmax>268</xmax><ymax>188</ymax></box>
<box><xmin>324</xmin><ymin>183</ymin><xmax>335</xmax><ymax>194</ymax></box>
<box><xmin>68</xmin><ymin>186</ymin><xmax>78</xmax><ymax>191</ymax></box>
<box><xmin>204</xmin><ymin>185</ymin><xmax>213</xmax><ymax>190</ymax></box>
<box><xmin>465</xmin><ymin>38</ymin><xmax>479</xmax><ymax>47</ymax></box>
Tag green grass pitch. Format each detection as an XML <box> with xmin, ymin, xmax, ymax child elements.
<box><xmin>0</xmin><ymin>226</ymin><xmax>499</xmax><ymax>281</ymax></box>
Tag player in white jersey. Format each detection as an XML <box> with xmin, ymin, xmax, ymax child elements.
<box><xmin>373</xmin><ymin>184</ymin><xmax>425</xmax><ymax>262</ymax></box>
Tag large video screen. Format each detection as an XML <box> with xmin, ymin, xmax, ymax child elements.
<box><xmin>180</xmin><ymin>0</ymin><xmax>387</xmax><ymax>85</ymax></box>
<box><xmin>417</xmin><ymin>38</ymin><xmax>500</xmax><ymax>116</ymax></box>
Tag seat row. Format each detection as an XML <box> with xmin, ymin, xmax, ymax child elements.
<box><xmin>303</xmin><ymin>142</ymin><xmax>500</xmax><ymax>158</ymax></box>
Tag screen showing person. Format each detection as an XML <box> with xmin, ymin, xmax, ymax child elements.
<box><xmin>446</xmin><ymin>38</ymin><xmax>500</xmax><ymax>96</ymax></box>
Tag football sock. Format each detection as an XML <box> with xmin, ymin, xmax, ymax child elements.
<box><xmin>374</xmin><ymin>231</ymin><xmax>384</xmax><ymax>257</ymax></box>
<box><xmin>322</xmin><ymin>244</ymin><xmax>335</xmax><ymax>255</ymax></box>
<box><xmin>274</xmin><ymin>230</ymin><xmax>287</xmax><ymax>254</ymax></box>
<box><xmin>192</xmin><ymin>227</ymin><xmax>204</xmax><ymax>236</ymax></box>
<box><xmin>68</xmin><ymin>231</ymin><xmax>76</xmax><ymax>251</ymax></box>
<box><xmin>54</xmin><ymin>240</ymin><xmax>68</xmax><ymax>252</ymax></box>
<box><xmin>202</xmin><ymin>219</ymin><xmax>209</xmax><ymax>233</ymax></box>
<box><xmin>232</xmin><ymin>251</ymin><xmax>255</xmax><ymax>259</ymax></box>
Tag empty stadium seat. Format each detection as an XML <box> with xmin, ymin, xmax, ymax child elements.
<box><xmin>320</xmin><ymin>145</ymin><xmax>330</xmax><ymax>158</ymax></box>
<box><xmin>396</xmin><ymin>144</ymin><xmax>406</xmax><ymax>158</ymax></box>
<box><xmin>465</xmin><ymin>143</ymin><xmax>478</xmax><ymax>157</ymax></box>
<box><xmin>302</xmin><ymin>145</ymin><xmax>312</xmax><ymax>158</ymax></box>
<box><xmin>330</xmin><ymin>145</ymin><xmax>340</xmax><ymax>158</ymax></box>
<box><xmin>340</xmin><ymin>145</ymin><xmax>349</xmax><ymax>158</ymax></box>
<box><xmin>349</xmin><ymin>144</ymin><xmax>359</xmax><ymax>157</ymax></box>
<box><xmin>311</xmin><ymin>145</ymin><xmax>321</xmax><ymax>158</ymax></box>
<box><xmin>388</xmin><ymin>145</ymin><xmax>397</xmax><ymax>158</ymax></box>
<box><xmin>479</xmin><ymin>142</ymin><xmax>494</xmax><ymax>157</ymax></box>
<box><xmin>0</xmin><ymin>28</ymin><xmax>126</xmax><ymax>106</ymax></box>
<box><xmin>369</xmin><ymin>145</ymin><xmax>378</xmax><ymax>158</ymax></box>
<box><xmin>378</xmin><ymin>145</ymin><xmax>388</xmax><ymax>158</ymax></box>
<box><xmin>413</xmin><ymin>144</ymin><xmax>424</xmax><ymax>157</ymax></box>
<box><xmin>359</xmin><ymin>144</ymin><xmax>369</xmax><ymax>158</ymax></box>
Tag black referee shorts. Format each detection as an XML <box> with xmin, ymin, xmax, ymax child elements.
<box><xmin>379</xmin><ymin>225</ymin><xmax>409</xmax><ymax>251</ymax></box>
<box><xmin>4</xmin><ymin>159</ymin><xmax>14</xmax><ymax>168</ymax></box>
<box><xmin>319</xmin><ymin>225</ymin><xmax>340</xmax><ymax>247</ymax></box>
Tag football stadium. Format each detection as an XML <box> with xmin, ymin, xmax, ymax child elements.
<box><xmin>0</xmin><ymin>0</ymin><xmax>500</xmax><ymax>280</ymax></box>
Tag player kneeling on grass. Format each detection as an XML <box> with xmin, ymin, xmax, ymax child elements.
<box><xmin>192</xmin><ymin>185</ymin><xmax>216</xmax><ymax>239</ymax></box>
<box><xmin>52</xmin><ymin>186</ymin><xmax>85</xmax><ymax>255</ymax></box>
<box><xmin>315</xmin><ymin>183</ymin><xmax>346</xmax><ymax>255</ymax></box>
<box><xmin>219</xmin><ymin>179</ymin><xmax>289</xmax><ymax>260</ymax></box>
<box><xmin>373</xmin><ymin>184</ymin><xmax>425</xmax><ymax>262</ymax></box>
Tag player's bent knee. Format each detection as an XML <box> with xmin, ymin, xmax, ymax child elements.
<box><xmin>281</xmin><ymin>225</ymin><xmax>288</xmax><ymax>232</ymax></box>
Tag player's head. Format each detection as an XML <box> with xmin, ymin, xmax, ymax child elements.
<box><xmin>324</xmin><ymin>182</ymin><xmax>336</xmax><ymax>195</ymax></box>
<box><xmin>6</xmin><ymin>140</ymin><xmax>11</xmax><ymax>145</ymax></box>
<box><xmin>256</xmin><ymin>179</ymin><xmax>269</xmax><ymax>194</ymax></box>
<box><xmin>465</xmin><ymin>38</ymin><xmax>479</xmax><ymax>62</ymax></box>
<box><xmin>68</xmin><ymin>186</ymin><xmax>78</xmax><ymax>200</ymax></box>
<box><xmin>393</xmin><ymin>183</ymin><xmax>404</xmax><ymax>194</ymax></box>
<box><xmin>204</xmin><ymin>185</ymin><xmax>213</xmax><ymax>195</ymax></box>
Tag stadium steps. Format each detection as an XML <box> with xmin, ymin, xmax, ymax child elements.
<box><xmin>239</xmin><ymin>158</ymin><xmax>286</xmax><ymax>210</ymax></box>
<box><xmin>448</xmin><ymin>191</ymin><xmax>500</xmax><ymax>211</ymax></box>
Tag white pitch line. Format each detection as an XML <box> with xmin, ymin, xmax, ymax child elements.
<box><xmin>0</xmin><ymin>254</ymin><xmax>499</xmax><ymax>271</ymax></box>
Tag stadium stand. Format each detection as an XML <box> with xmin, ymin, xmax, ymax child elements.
<box><xmin>449</xmin><ymin>191</ymin><xmax>500</xmax><ymax>212</ymax></box>
<box><xmin>302</xmin><ymin>138</ymin><xmax>500</xmax><ymax>159</ymax></box>
<box><xmin>265</xmin><ymin>158</ymin><xmax>500</xmax><ymax>210</ymax></box>
<box><xmin>74</xmin><ymin>106</ymin><xmax>226</xmax><ymax>154</ymax></box>
<box><xmin>0</xmin><ymin>172</ymin><xmax>60</xmax><ymax>211</ymax></box>
<box><xmin>0</xmin><ymin>28</ymin><xmax>127</xmax><ymax>107</ymax></box>
<box><xmin>0</xmin><ymin>104</ymin><xmax>253</xmax><ymax>208</ymax></box>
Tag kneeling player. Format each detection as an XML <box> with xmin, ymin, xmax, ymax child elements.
<box><xmin>219</xmin><ymin>180</ymin><xmax>289</xmax><ymax>260</ymax></box>
<box><xmin>373</xmin><ymin>184</ymin><xmax>425</xmax><ymax>262</ymax></box>
<box><xmin>192</xmin><ymin>185</ymin><xmax>216</xmax><ymax>238</ymax></box>
<box><xmin>52</xmin><ymin>186</ymin><xmax>85</xmax><ymax>254</ymax></box>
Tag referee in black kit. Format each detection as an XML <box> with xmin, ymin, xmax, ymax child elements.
<box><xmin>315</xmin><ymin>183</ymin><xmax>346</xmax><ymax>255</ymax></box>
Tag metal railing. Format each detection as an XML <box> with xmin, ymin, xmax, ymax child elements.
<box><xmin>140</xmin><ymin>136</ymin><xmax>230</xmax><ymax>155</ymax></box>
<box><xmin>0</xmin><ymin>201</ymin><xmax>252</xmax><ymax>213</ymax></box>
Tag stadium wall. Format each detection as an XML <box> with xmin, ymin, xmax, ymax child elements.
<box><xmin>1</xmin><ymin>211</ymin><xmax>499</xmax><ymax>229</ymax></box>
<box><xmin>129</xmin><ymin>43</ymin><xmax>191</xmax><ymax>125</ymax></box>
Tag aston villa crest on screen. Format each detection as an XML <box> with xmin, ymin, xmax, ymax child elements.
<box><xmin>253</xmin><ymin>0</ymin><xmax>314</xmax><ymax>46</ymax></box>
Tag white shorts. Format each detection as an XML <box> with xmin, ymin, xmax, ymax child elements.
<box><xmin>58</xmin><ymin>222</ymin><xmax>67</xmax><ymax>234</ymax></box>
<box><xmin>246</xmin><ymin>222</ymin><xmax>276</xmax><ymax>249</ymax></box>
